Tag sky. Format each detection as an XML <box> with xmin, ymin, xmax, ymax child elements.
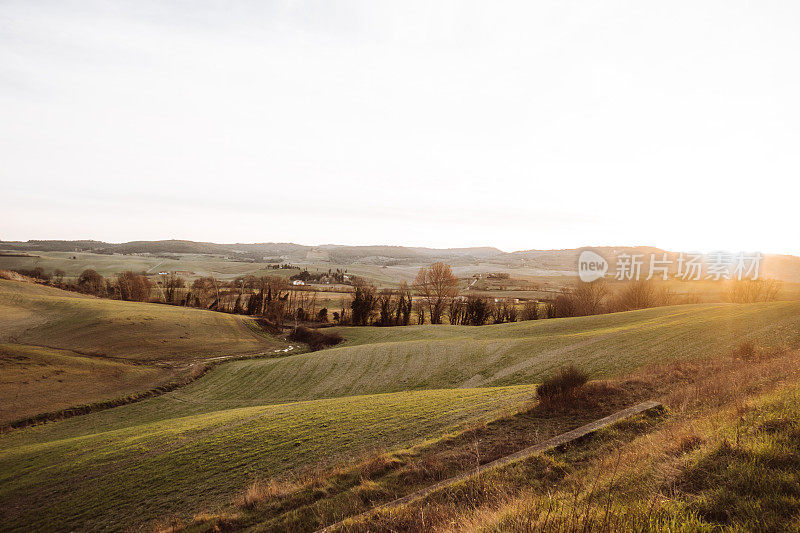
<box><xmin>1</xmin><ymin>1</ymin><xmax>799</xmax><ymax>254</ymax></box>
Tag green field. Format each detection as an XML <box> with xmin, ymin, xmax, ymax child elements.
<box><xmin>0</xmin><ymin>386</ymin><xmax>535</xmax><ymax>531</ymax></box>
<box><xmin>0</xmin><ymin>251</ymin><xmax>303</xmax><ymax>281</ymax></box>
<box><xmin>198</xmin><ymin>301</ymin><xmax>800</xmax><ymax>404</ymax></box>
<box><xmin>0</xmin><ymin>280</ymin><xmax>284</xmax><ymax>362</ymax></box>
<box><xmin>3</xmin><ymin>290</ymin><xmax>800</xmax><ymax>530</ymax></box>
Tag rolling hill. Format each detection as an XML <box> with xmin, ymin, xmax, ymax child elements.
<box><xmin>0</xmin><ymin>280</ymin><xmax>286</xmax><ymax>424</ymax></box>
<box><xmin>187</xmin><ymin>301</ymin><xmax>800</xmax><ymax>405</ymax></box>
<box><xmin>0</xmin><ymin>280</ymin><xmax>283</xmax><ymax>362</ymax></box>
<box><xmin>2</xmin><ymin>297</ymin><xmax>800</xmax><ymax>530</ymax></box>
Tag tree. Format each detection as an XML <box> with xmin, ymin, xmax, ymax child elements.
<box><xmin>376</xmin><ymin>289</ymin><xmax>396</xmax><ymax>327</ymax></box>
<box><xmin>396</xmin><ymin>282</ymin><xmax>413</xmax><ymax>326</ymax></box>
<box><xmin>191</xmin><ymin>276</ymin><xmax>220</xmax><ymax>308</ymax></box>
<box><xmin>448</xmin><ymin>297</ymin><xmax>465</xmax><ymax>325</ymax></box>
<box><xmin>491</xmin><ymin>298</ymin><xmax>516</xmax><ymax>324</ymax></box>
<box><xmin>52</xmin><ymin>269</ymin><xmax>65</xmax><ymax>285</ymax></box>
<box><xmin>725</xmin><ymin>279</ymin><xmax>781</xmax><ymax>303</ymax></box>
<box><xmin>551</xmin><ymin>288</ymin><xmax>577</xmax><ymax>318</ymax></box>
<box><xmin>547</xmin><ymin>281</ymin><xmax>609</xmax><ymax>318</ymax></box>
<box><xmin>116</xmin><ymin>271</ymin><xmax>152</xmax><ymax>302</ymax></box>
<box><xmin>522</xmin><ymin>300</ymin><xmax>540</xmax><ymax>320</ymax></box>
<box><xmin>233</xmin><ymin>294</ymin><xmax>244</xmax><ymax>314</ymax></box>
<box><xmin>77</xmin><ymin>269</ymin><xmax>106</xmax><ymax>296</ymax></box>
<box><xmin>464</xmin><ymin>296</ymin><xmax>492</xmax><ymax>325</ymax></box>
<box><xmin>609</xmin><ymin>280</ymin><xmax>674</xmax><ymax>312</ymax></box>
<box><xmin>160</xmin><ymin>272</ymin><xmax>185</xmax><ymax>304</ymax></box>
<box><xmin>572</xmin><ymin>280</ymin><xmax>608</xmax><ymax>315</ymax></box>
<box><xmin>413</xmin><ymin>263</ymin><xmax>459</xmax><ymax>325</ymax></box>
<box><xmin>413</xmin><ymin>300</ymin><xmax>426</xmax><ymax>324</ymax></box>
<box><xmin>350</xmin><ymin>279</ymin><xmax>377</xmax><ymax>326</ymax></box>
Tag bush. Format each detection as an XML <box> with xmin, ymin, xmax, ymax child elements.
<box><xmin>536</xmin><ymin>364</ymin><xmax>589</xmax><ymax>401</ymax></box>
<box><xmin>289</xmin><ymin>326</ymin><xmax>344</xmax><ymax>351</ymax></box>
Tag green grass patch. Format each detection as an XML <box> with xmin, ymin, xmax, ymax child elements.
<box><xmin>195</xmin><ymin>302</ymin><xmax>800</xmax><ymax>404</ymax></box>
<box><xmin>0</xmin><ymin>386</ymin><xmax>535</xmax><ymax>531</ymax></box>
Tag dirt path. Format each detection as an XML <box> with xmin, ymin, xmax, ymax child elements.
<box><xmin>319</xmin><ymin>400</ymin><xmax>662</xmax><ymax>532</ymax></box>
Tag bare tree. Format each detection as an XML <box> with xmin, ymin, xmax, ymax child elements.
<box><xmin>413</xmin><ymin>262</ymin><xmax>459</xmax><ymax>325</ymax></box>
<box><xmin>376</xmin><ymin>289</ymin><xmax>397</xmax><ymax>326</ymax></box>
<box><xmin>191</xmin><ymin>276</ymin><xmax>220</xmax><ymax>308</ymax></box>
<box><xmin>572</xmin><ymin>280</ymin><xmax>609</xmax><ymax>315</ymax></box>
<box><xmin>161</xmin><ymin>272</ymin><xmax>185</xmax><ymax>304</ymax></box>
<box><xmin>448</xmin><ymin>297</ymin><xmax>465</xmax><ymax>325</ymax></box>
<box><xmin>350</xmin><ymin>278</ymin><xmax>377</xmax><ymax>326</ymax></box>
<box><xmin>396</xmin><ymin>282</ymin><xmax>413</xmax><ymax>326</ymax></box>
<box><xmin>413</xmin><ymin>299</ymin><xmax>426</xmax><ymax>325</ymax></box>
<box><xmin>116</xmin><ymin>271</ymin><xmax>152</xmax><ymax>302</ymax></box>
<box><xmin>521</xmin><ymin>300</ymin><xmax>540</xmax><ymax>320</ymax></box>
<box><xmin>464</xmin><ymin>295</ymin><xmax>492</xmax><ymax>325</ymax></box>
<box><xmin>725</xmin><ymin>279</ymin><xmax>782</xmax><ymax>303</ymax></box>
<box><xmin>609</xmin><ymin>280</ymin><xmax>674</xmax><ymax>311</ymax></box>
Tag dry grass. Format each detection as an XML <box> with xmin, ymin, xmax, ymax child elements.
<box><xmin>237</xmin><ymin>478</ymin><xmax>306</xmax><ymax>509</ymax></box>
<box><xmin>0</xmin><ymin>343</ymin><xmax>173</xmax><ymax>425</ymax></box>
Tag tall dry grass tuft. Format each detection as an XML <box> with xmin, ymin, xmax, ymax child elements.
<box><xmin>236</xmin><ymin>478</ymin><xmax>304</xmax><ymax>509</ymax></box>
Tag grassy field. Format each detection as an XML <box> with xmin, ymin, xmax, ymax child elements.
<box><xmin>0</xmin><ymin>251</ymin><xmax>306</xmax><ymax>281</ymax></box>
<box><xmin>0</xmin><ymin>280</ymin><xmax>284</xmax><ymax>362</ymax></box>
<box><xmin>0</xmin><ymin>343</ymin><xmax>172</xmax><ymax>424</ymax></box>
<box><xmin>0</xmin><ymin>386</ymin><xmax>535</xmax><ymax>531</ymax></box>
<box><xmin>2</xmin><ymin>294</ymin><xmax>800</xmax><ymax>530</ymax></box>
<box><xmin>187</xmin><ymin>302</ymin><xmax>800</xmax><ymax>405</ymax></box>
<box><xmin>0</xmin><ymin>280</ymin><xmax>288</xmax><ymax>424</ymax></box>
<box><xmin>298</xmin><ymin>345</ymin><xmax>800</xmax><ymax>532</ymax></box>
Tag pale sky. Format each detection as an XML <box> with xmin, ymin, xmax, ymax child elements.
<box><xmin>2</xmin><ymin>1</ymin><xmax>799</xmax><ymax>254</ymax></box>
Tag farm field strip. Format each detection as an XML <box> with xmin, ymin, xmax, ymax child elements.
<box><xmin>0</xmin><ymin>386</ymin><xmax>536</xmax><ymax>531</ymax></box>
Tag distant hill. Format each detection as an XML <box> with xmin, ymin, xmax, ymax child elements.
<box><xmin>0</xmin><ymin>240</ymin><xmax>503</xmax><ymax>264</ymax></box>
<box><xmin>2</xmin><ymin>240</ymin><xmax>799</xmax><ymax>282</ymax></box>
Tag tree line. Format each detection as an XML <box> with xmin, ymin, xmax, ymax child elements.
<box><xmin>10</xmin><ymin>263</ymin><xmax>782</xmax><ymax>330</ymax></box>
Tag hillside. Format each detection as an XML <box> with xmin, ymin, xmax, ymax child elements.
<box><xmin>2</xmin><ymin>300</ymin><xmax>800</xmax><ymax>530</ymax></box>
<box><xmin>194</xmin><ymin>302</ymin><xmax>800</xmax><ymax>405</ymax></box>
<box><xmin>0</xmin><ymin>280</ymin><xmax>286</xmax><ymax>424</ymax></box>
<box><xmin>0</xmin><ymin>280</ymin><xmax>282</xmax><ymax>362</ymax></box>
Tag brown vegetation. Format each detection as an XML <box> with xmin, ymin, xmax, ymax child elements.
<box><xmin>288</xmin><ymin>326</ymin><xmax>343</xmax><ymax>351</ymax></box>
<box><xmin>725</xmin><ymin>278</ymin><xmax>782</xmax><ymax>303</ymax></box>
<box><xmin>536</xmin><ymin>364</ymin><xmax>590</xmax><ymax>403</ymax></box>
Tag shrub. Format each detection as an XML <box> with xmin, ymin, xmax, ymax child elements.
<box><xmin>536</xmin><ymin>364</ymin><xmax>589</xmax><ymax>401</ymax></box>
<box><xmin>289</xmin><ymin>326</ymin><xmax>344</xmax><ymax>351</ymax></box>
<box><xmin>732</xmin><ymin>340</ymin><xmax>757</xmax><ymax>359</ymax></box>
